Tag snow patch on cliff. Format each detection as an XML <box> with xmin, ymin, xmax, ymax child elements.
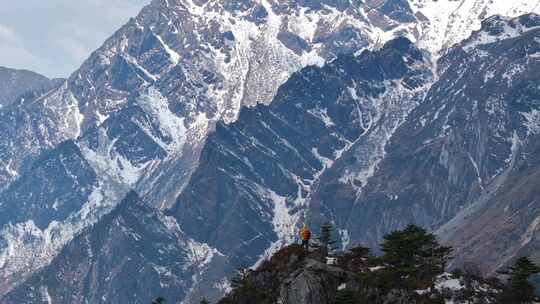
<box><xmin>409</xmin><ymin>0</ymin><xmax>540</xmax><ymax>54</ymax></box>
<box><xmin>155</xmin><ymin>33</ymin><xmax>181</xmax><ymax>65</ymax></box>
<box><xmin>0</xmin><ymin>183</ymin><xmax>121</xmax><ymax>291</ymax></box>
<box><xmin>136</xmin><ymin>87</ymin><xmax>187</xmax><ymax>154</ymax></box>
<box><xmin>522</xmin><ymin>109</ymin><xmax>540</xmax><ymax>136</ymax></box>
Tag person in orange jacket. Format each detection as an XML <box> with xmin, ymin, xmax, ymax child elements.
<box><xmin>300</xmin><ymin>223</ymin><xmax>311</xmax><ymax>252</ymax></box>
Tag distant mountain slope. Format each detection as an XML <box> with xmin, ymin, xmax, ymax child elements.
<box><xmin>409</xmin><ymin>0</ymin><xmax>540</xmax><ymax>54</ymax></box>
<box><xmin>309</xmin><ymin>14</ymin><xmax>540</xmax><ymax>274</ymax></box>
<box><xmin>0</xmin><ymin>0</ymin><xmax>388</xmax><ymax>291</ymax></box>
<box><xmin>438</xmin><ymin>15</ymin><xmax>540</xmax><ymax>273</ymax></box>
<box><xmin>167</xmin><ymin>37</ymin><xmax>433</xmax><ymax>269</ymax></box>
<box><xmin>0</xmin><ymin>67</ymin><xmax>61</xmax><ymax>108</ymax></box>
<box><xmin>2</xmin><ymin>1</ymin><xmax>540</xmax><ymax>303</ymax></box>
<box><xmin>3</xmin><ymin>192</ymin><xmax>233</xmax><ymax>304</ymax></box>
<box><xmin>3</xmin><ymin>37</ymin><xmax>434</xmax><ymax>303</ymax></box>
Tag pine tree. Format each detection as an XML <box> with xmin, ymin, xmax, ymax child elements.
<box><xmin>227</xmin><ymin>266</ymin><xmax>267</xmax><ymax>303</ymax></box>
<box><xmin>499</xmin><ymin>257</ymin><xmax>540</xmax><ymax>303</ymax></box>
<box><xmin>200</xmin><ymin>298</ymin><xmax>210</xmax><ymax>304</ymax></box>
<box><xmin>381</xmin><ymin>224</ymin><xmax>441</xmax><ymax>288</ymax></box>
<box><xmin>152</xmin><ymin>297</ymin><xmax>166</xmax><ymax>304</ymax></box>
<box><xmin>318</xmin><ymin>222</ymin><xmax>338</xmax><ymax>260</ymax></box>
<box><xmin>230</xmin><ymin>267</ymin><xmax>251</xmax><ymax>290</ymax></box>
<box><xmin>349</xmin><ymin>246</ymin><xmax>370</xmax><ymax>258</ymax></box>
<box><xmin>433</xmin><ymin>245</ymin><xmax>454</xmax><ymax>273</ymax></box>
<box><xmin>334</xmin><ymin>289</ymin><xmax>358</xmax><ymax>304</ymax></box>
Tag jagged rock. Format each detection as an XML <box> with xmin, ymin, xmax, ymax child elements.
<box><xmin>0</xmin><ymin>0</ymin><xmax>419</xmax><ymax>294</ymax></box>
<box><xmin>279</xmin><ymin>259</ymin><xmax>347</xmax><ymax>304</ymax></box>
<box><xmin>218</xmin><ymin>244</ymin><xmax>504</xmax><ymax>304</ymax></box>
<box><xmin>167</xmin><ymin>36</ymin><xmax>433</xmax><ymax>271</ymax></box>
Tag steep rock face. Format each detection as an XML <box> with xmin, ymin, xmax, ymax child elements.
<box><xmin>409</xmin><ymin>0</ymin><xmax>540</xmax><ymax>55</ymax></box>
<box><xmin>0</xmin><ymin>67</ymin><xmax>61</xmax><ymax>108</ymax></box>
<box><xmin>0</xmin><ymin>0</ymin><xmax>394</xmax><ymax>291</ymax></box>
<box><xmin>167</xmin><ymin>38</ymin><xmax>433</xmax><ymax>269</ymax></box>
<box><xmin>2</xmin><ymin>192</ymin><xmax>234</xmax><ymax>304</ymax></box>
<box><xmin>2</xmin><ymin>1</ymin><xmax>540</xmax><ymax>302</ymax></box>
<box><xmin>437</xmin><ymin>15</ymin><xmax>540</xmax><ymax>271</ymax></box>
<box><xmin>8</xmin><ymin>0</ymin><xmax>539</xmax><ymax>199</ymax></box>
<box><xmin>440</xmin><ymin>140</ymin><xmax>540</xmax><ymax>275</ymax></box>
<box><xmin>310</xmin><ymin>14</ymin><xmax>540</xmax><ymax>272</ymax></box>
<box><xmin>0</xmin><ymin>82</ymin><xmax>82</xmax><ymax>192</ymax></box>
<box><xmin>216</xmin><ymin>245</ymin><xmax>352</xmax><ymax>304</ymax></box>
<box><xmin>428</xmin><ymin>15</ymin><xmax>540</xmax><ymax>274</ymax></box>
<box><xmin>0</xmin><ymin>88</ymin><xmax>203</xmax><ymax>292</ymax></box>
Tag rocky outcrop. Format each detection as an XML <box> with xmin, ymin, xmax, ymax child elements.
<box><xmin>280</xmin><ymin>259</ymin><xmax>347</xmax><ymax>304</ymax></box>
<box><xmin>218</xmin><ymin>243</ymin><xmax>503</xmax><ymax>304</ymax></box>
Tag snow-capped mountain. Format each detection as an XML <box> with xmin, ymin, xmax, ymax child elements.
<box><xmin>4</xmin><ymin>36</ymin><xmax>434</xmax><ymax>303</ymax></box>
<box><xmin>409</xmin><ymin>0</ymin><xmax>540</xmax><ymax>54</ymax></box>
<box><xmin>1</xmin><ymin>0</ymin><xmax>540</xmax><ymax>303</ymax></box>
<box><xmin>0</xmin><ymin>0</ymin><xmax>383</xmax><ymax>292</ymax></box>
<box><xmin>436</xmin><ymin>14</ymin><xmax>540</xmax><ymax>275</ymax></box>
<box><xmin>0</xmin><ymin>67</ymin><xmax>65</xmax><ymax>190</ymax></box>
<box><xmin>0</xmin><ymin>0</ymin><xmax>428</xmax><ymax>292</ymax></box>
<box><xmin>167</xmin><ymin>36</ymin><xmax>434</xmax><ymax>268</ymax></box>
<box><xmin>309</xmin><ymin>13</ymin><xmax>540</xmax><ymax>270</ymax></box>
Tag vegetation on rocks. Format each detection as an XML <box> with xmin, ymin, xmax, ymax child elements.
<box><xmin>214</xmin><ymin>224</ymin><xmax>540</xmax><ymax>304</ymax></box>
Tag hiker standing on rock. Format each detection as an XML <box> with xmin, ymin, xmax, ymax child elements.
<box><xmin>300</xmin><ymin>223</ymin><xmax>311</xmax><ymax>252</ymax></box>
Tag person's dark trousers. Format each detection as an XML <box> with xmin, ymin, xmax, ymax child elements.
<box><xmin>301</xmin><ymin>240</ymin><xmax>309</xmax><ymax>252</ymax></box>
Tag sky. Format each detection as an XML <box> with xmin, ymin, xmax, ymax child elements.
<box><xmin>0</xmin><ymin>0</ymin><xmax>150</xmax><ymax>78</ymax></box>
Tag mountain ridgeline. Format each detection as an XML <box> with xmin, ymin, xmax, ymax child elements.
<box><xmin>3</xmin><ymin>35</ymin><xmax>433</xmax><ymax>304</ymax></box>
<box><xmin>310</xmin><ymin>13</ymin><xmax>540</xmax><ymax>274</ymax></box>
<box><xmin>0</xmin><ymin>0</ymin><xmax>539</xmax><ymax>303</ymax></box>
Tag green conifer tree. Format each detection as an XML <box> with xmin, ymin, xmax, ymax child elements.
<box><xmin>318</xmin><ymin>222</ymin><xmax>338</xmax><ymax>259</ymax></box>
<box><xmin>333</xmin><ymin>289</ymin><xmax>357</xmax><ymax>304</ymax></box>
<box><xmin>381</xmin><ymin>224</ymin><xmax>441</xmax><ymax>289</ymax></box>
<box><xmin>230</xmin><ymin>267</ymin><xmax>251</xmax><ymax>290</ymax></box>
<box><xmin>499</xmin><ymin>257</ymin><xmax>540</xmax><ymax>303</ymax></box>
<box><xmin>433</xmin><ymin>245</ymin><xmax>454</xmax><ymax>273</ymax></box>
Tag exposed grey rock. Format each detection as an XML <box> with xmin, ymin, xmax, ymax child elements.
<box><xmin>0</xmin><ymin>0</ymin><xmax>384</xmax><ymax>294</ymax></box>
<box><xmin>382</xmin><ymin>289</ymin><xmax>415</xmax><ymax>304</ymax></box>
<box><xmin>0</xmin><ymin>0</ymin><xmax>408</xmax><ymax>291</ymax></box>
<box><xmin>309</xmin><ymin>15</ymin><xmax>540</xmax><ymax>274</ymax></box>
<box><xmin>167</xmin><ymin>37</ymin><xmax>433</xmax><ymax>269</ymax></box>
<box><xmin>2</xmin><ymin>2</ymin><xmax>540</xmax><ymax>303</ymax></box>
<box><xmin>280</xmin><ymin>259</ymin><xmax>346</xmax><ymax>304</ymax></box>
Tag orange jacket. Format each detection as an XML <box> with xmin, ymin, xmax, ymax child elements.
<box><xmin>300</xmin><ymin>226</ymin><xmax>311</xmax><ymax>241</ymax></box>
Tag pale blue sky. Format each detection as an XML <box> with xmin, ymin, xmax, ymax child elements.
<box><xmin>0</xmin><ymin>0</ymin><xmax>150</xmax><ymax>78</ymax></box>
